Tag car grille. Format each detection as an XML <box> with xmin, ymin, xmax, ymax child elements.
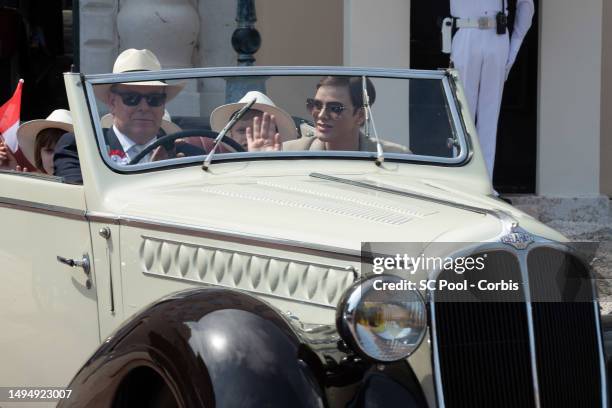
<box><xmin>432</xmin><ymin>247</ymin><xmax>603</xmax><ymax>408</ymax></box>
<box><xmin>528</xmin><ymin>247</ymin><xmax>602</xmax><ymax>408</ymax></box>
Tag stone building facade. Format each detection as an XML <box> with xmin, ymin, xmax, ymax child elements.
<box><xmin>78</xmin><ymin>0</ymin><xmax>610</xmax><ymax>205</ymax></box>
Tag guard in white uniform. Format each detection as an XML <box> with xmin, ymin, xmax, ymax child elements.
<box><xmin>450</xmin><ymin>0</ymin><xmax>534</xmax><ymax>178</ymax></box>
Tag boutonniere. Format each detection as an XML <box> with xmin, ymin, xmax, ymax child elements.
<box><xmin>108</xmin><ymin>148</ymin><xmax>128</xmax><ymax>164</ymax></box>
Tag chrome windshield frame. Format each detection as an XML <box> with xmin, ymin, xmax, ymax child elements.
<box><xmin>82</xmin><ymin>66</ymin><xmax>470</xmax><ymax>173</ymax></box>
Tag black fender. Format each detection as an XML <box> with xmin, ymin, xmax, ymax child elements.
<box><xmin>59</xmin><ymin>288</ymin><xmax>325</xmax><ymax>408</ymax></box>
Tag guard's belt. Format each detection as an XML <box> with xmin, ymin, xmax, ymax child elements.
<box><xmin>454</xmin><ymin>16</ymin><xmax>496</xmax><ymax>29</ymax></box>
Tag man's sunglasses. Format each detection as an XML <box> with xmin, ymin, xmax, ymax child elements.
<box><xmin>306</xmin><ymin>98</ymin><xmax>346</xmax><ymax>118</ymax></box>
<box><xmin>111</xmin><ymin>90</ymin><xmax>167</xmax><ymax>107</ymax></box>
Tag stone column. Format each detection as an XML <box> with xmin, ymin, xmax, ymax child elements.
<box><xmin>79</xmin><ymin>0</ymin><xmax>118</xmax><ymax>75</ymax></box>
<box><xmin>343</xmin><ymin>0</ymin><xmax>411</xmax><ymax>140</ymax></box>
<box><xmin>117</xmin><ymin>0</ymin><xmax>201</xmax><ymax>115</ymax></box>
<box><xmin>538</xmin><ymin>0</ymin><xmax>601</xmax><ymax>196</ymax></box>
<box><xmin>198</xmin><ymin>0</ymin><xmax>235</xmax><ymax>114</ymax></box>
<box><xmin>343</xmin><ymin>0</ymin><xmax>410</xmax><ymax>67</ymax></box>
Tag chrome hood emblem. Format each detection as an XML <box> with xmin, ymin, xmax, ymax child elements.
<box><xmin>501</xmin><ymin>229</ymin><xmax>534</xmax><ymax>250</ymax></box>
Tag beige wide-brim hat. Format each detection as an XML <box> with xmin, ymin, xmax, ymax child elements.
<box><xmin>93</xmin><ymin>48</ymin><xmax>185</xmax><ymax>104</ymax></box>
<box><xmin>100</xmin><ymin>109</ymin><xmax>182</xmax><ymax>134</ymax></box>
<box><xmin>210</xmin><ymin>91</ymin><xmax>297</xmax><ymax>142</ymax></box>
<box><xmin>17</xmin><ymin>109</ymin><xmax>73</xmax><ymax>166</ymax></box>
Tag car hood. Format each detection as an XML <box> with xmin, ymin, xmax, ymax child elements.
<box><xmin>101</xmin><ymin>172</ymin><xmax>560</xmax><ymax>251</ymax></box>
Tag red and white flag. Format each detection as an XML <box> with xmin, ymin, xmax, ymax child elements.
<box><xmin>0</xmin><ymin>79</ymin><xmax>31</xmax><ymax>167</ymax></box>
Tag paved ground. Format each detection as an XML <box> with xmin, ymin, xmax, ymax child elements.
<box><xmin>557</xmin><ymin>222</ymin><xmax>612</xmax><ymax>314</ymax></box>
<box><xmin>514</xmin><ymin>200</ymin><xmax>612</xmax><ymax>314</ymax></box>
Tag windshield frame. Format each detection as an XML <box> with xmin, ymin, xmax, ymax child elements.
<box><xmin>82</xmin><ymin>66</ymin><xmax>470</xmax><ymax>174</ymax></box>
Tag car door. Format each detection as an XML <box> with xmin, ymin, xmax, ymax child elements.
<box><xmin>0</xmin><ymin>171</ymin><xmax>100</xmax><ymax>387</ymax></box>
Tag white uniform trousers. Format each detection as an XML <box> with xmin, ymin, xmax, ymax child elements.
<box><xmin>451</xmin><ymin>28</ymin><xmax>509</xmax><ymax>179</ymax></box>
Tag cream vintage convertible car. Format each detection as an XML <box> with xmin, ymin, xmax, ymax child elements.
<box><xmin>0</xmin><ymin>67</ymin><xmax>607</xmax><ymax>407</ymax></box>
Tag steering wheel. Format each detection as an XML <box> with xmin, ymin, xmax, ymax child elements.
<box><xmin>128</xmin><ymin>128</ymin><xmax>246</xmax><ymax>165</ymax></box>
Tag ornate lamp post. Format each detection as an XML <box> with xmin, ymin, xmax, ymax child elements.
<box><xmin>225</xmin><ymin>0</ymin><xmax>266</xmax><ymax>102</ymax></box>
<box><xmin>232</xmin><ymin>0</ymin><xmax>261</xmax><ymax>66</ymax></box>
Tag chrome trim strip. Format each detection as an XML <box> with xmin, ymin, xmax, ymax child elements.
<box><xmin>310</xmin><ymin>172</ymin><xmax>499</xmax><ymax>217</ymax></box>
<box><xmin>0</xmin><ymin>196</ymin><xmax>86</xmax><ymax>220</ymax></box>
<box><xmin>594</xmin><ymin>300</ymin><xmax>609</xmax><ymax>408</ymax></box>
<box><xmin>84</xmin><ymin>66</ymin><xmax>448</xmax><ymax>83</ymax></box>
<box><xmin>517</xmin><ymin>250</ymin><xmax>542</xmax><ymax>408</ymax></box>
<box><xmin>429</xmin><ymin>298</ymin><xmax>446</xmax><ymax>408</ymax></box>
<box><xmin>0</xmin><ymin>169</ymin><xmax>65</xmax><ymax>182</ymax></box>
<box><xmin>83</xmin><ymin>79</ymin><xmax>107</xmax><ymax>164</ymax></box>
<box><xmin>86</xmin><ymin>213</ymin><xmax>121</xmax><ymax>224</ymax></box>
<box><xmin>97</xmin><ymin>151</ymin><xmax>468</xmax><ymax>174</ymax></box>
<box><xmin>441</xmin><ymin>76</ymin><xmax>469</xmax><ymax>162</ymax></box>
<box><xmin>310</xmin><ymin>172</ymin><xmax>488</xmax><ymax>215</ymax></box>
<box><xmin>446</xmin><ymin>70</ymin><xmax>475</xmax><ymax>152</ymax></box>
<box><xmin>86</xmin><ymin>211</ymin><xmax>362</xmax><ymax>260</ymax></box>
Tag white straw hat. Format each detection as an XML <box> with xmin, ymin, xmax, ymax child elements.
<box><xmin>100</xmin><ymin>109</ymin><xmax>182</xmax><ymax>134</ymax></box>
<box><xmin>210</xmin><ymin>91</ymin><xmax>297</xmax><ymax>142</ymax></box>
<box><xmin>17</xmin><ymin>109</ymin><xmax>73</xmax><ymax>166</ymax></box>
<box><xmin>93</xmin><ymin>49</ymin><xmax>184</xmax><ymax>104</ymax></box>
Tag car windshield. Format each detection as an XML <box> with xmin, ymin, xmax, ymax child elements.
<box><xmin>85</xmin><ymin>68</ymin><xmax>467</xmax><ymax>172</ymax></box>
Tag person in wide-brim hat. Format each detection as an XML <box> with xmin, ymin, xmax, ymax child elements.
<box><xmin>210</xmin><ymin>91</ymin><xmax>297</xmax><ymax>143</ymax></box>
<box><xmin>93</xmin><ymin>48</ymin><xmax>184</xmax><ymax>104</ymax></box>
<box><xmin>17</xmin><ymin>109</ymin><xmax>73</xmax><ymax>174</ymax></box>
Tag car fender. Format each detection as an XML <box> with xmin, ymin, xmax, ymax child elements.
<box><xmin>59</xmin><ymin>288</ymin><xmax>326</xmax><ymax>408</ymax></box>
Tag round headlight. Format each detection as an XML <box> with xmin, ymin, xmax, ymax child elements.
<box><xmin>336</xmin><ymin>275</ymin><xmax>427</xmax><ymax>362</ymax></box>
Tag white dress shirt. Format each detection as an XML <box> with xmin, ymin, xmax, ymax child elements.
<box><xmin>113</xmin><ymin>125</ymin><xmax>154</xmax><ymax>164</ymax></box>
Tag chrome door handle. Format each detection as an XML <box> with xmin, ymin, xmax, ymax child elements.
<box><xmin>57</xmin><ymin>254</ymin><xmax>92</xmax><ymax>289</ymax></box>
<box><xmin>57</xmin><ymin>254</ymin><xmax>90</xmax><ymax>274</ymax></box>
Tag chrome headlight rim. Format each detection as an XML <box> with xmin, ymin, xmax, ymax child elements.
<box><xmin>336</xmin><ymin>274</ymin><xmax>427</xmax><ymax>363</ymax></box>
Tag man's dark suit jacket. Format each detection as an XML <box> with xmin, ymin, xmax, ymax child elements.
<box><xmin>54</xmin><ymin>128</ymin><xmax>204</xmax><ymax>184</ymax></box>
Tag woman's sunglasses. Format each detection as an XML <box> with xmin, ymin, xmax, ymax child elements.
<box><xmin>111</xmin><ymin>90</ymin><xmax>167</xmax><ymax>107</ymax></box>
<box><xmin>306</xmin><ymin>98</ymin><xmax>346</xmax><ymax>118</ymax></box>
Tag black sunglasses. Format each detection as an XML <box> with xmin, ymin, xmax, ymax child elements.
<box><xmin>111</xmin><ymin>90</ymin><xmax>167</xmax><ymax>107</ymax></box>
<box><xmin>306</xmin><ymin>98</ymin><xmax>346</xmax><ymax>118</ymax></box>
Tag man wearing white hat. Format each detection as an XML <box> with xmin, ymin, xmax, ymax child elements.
<box><xmin>54</xmin><ymin>48</ymin><xmax>202</xmax><ymax>184</ymax></box>
<box><xmin>449</xmin><ymin>0</ymin><xmax>534</xmax><ymax>178</ymax></box>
